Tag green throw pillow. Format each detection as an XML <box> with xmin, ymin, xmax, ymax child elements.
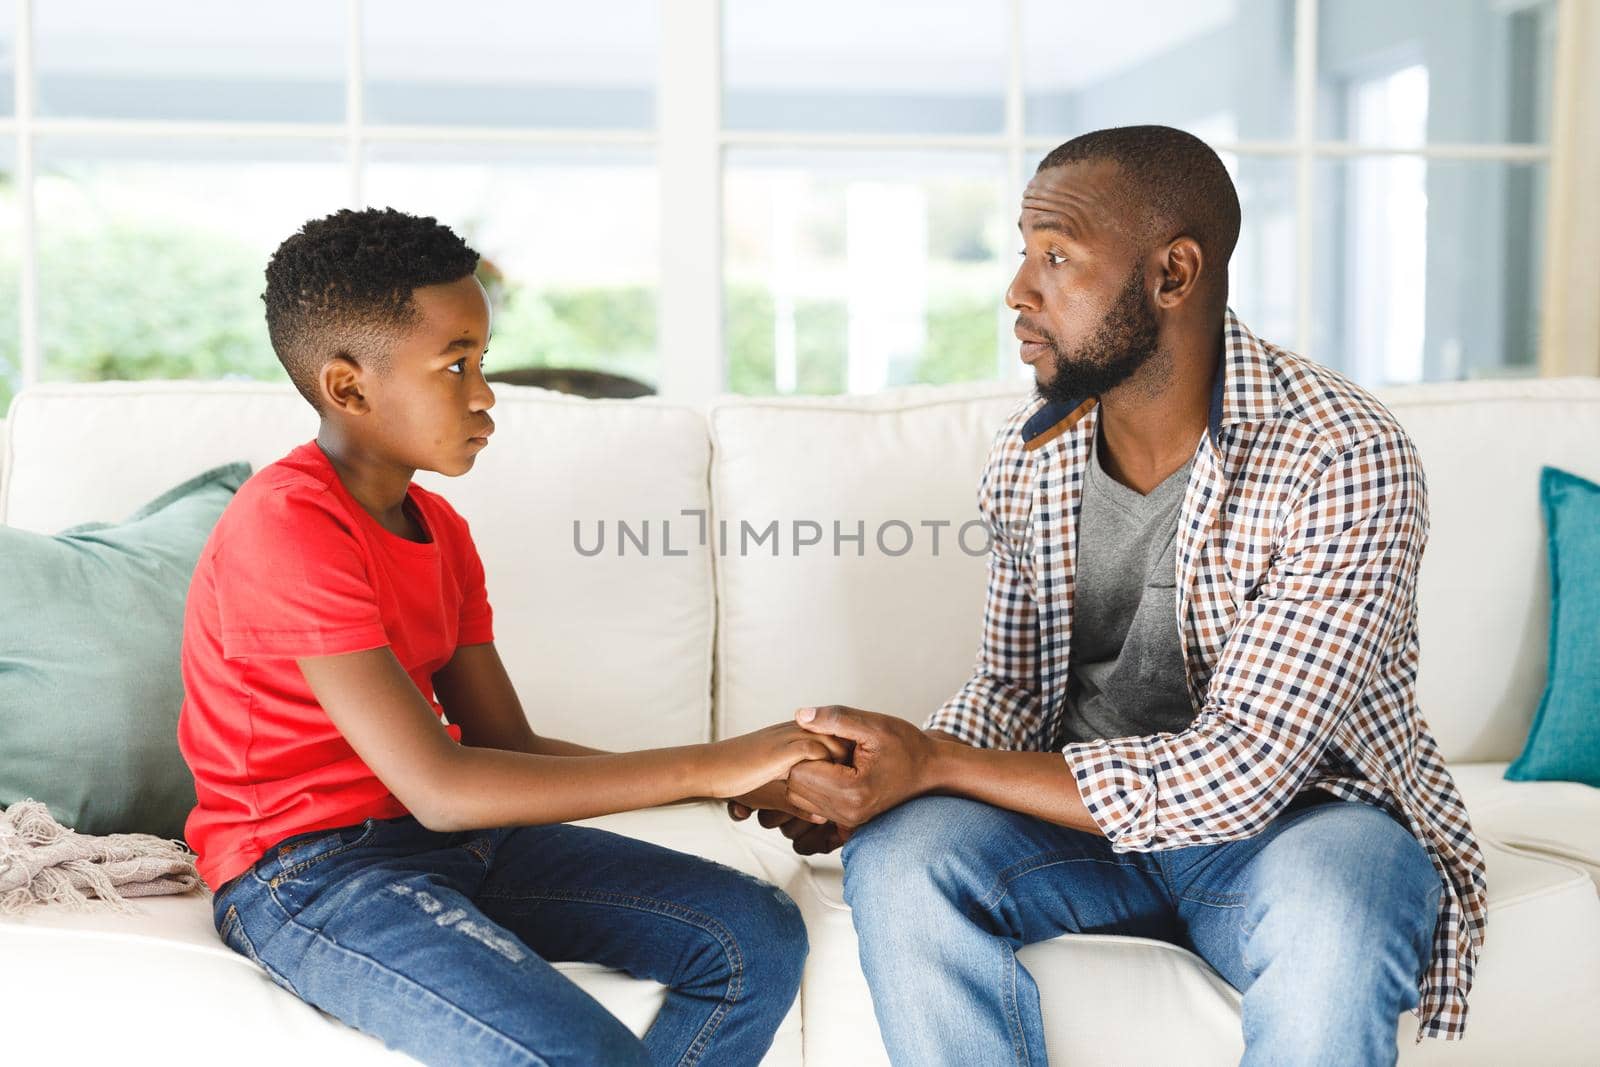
<box><xmin>0</xmin><ymin>462</ymin><xmax>250</xmax><ymax>839</ymax></box>
<box><xmin>1506</xmin><ymin>466</ymin><xmax>1600</xmax><ymax>787</ymax></box>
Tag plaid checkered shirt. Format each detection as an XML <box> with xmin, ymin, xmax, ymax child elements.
<box><xmin>926</xmin><ymin>311</ymin><xmax>1488</xmax><ymax>1042</ymax></box>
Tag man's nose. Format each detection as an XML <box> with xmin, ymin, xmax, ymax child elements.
<box><xmin>1006</xmin><ymin>262</ymin><xmax>1039</xmax><ymax>312</ymax></box>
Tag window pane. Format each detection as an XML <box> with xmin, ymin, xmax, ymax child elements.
<box><xmin>0</xmin><ymin>5</ymin><xmax>14</xmax><ymax>114</ymax></box>
<box><xmin>1318</xmin><ymin>0</ymin><xmax>1557</xmax><ymax>145</ymax></box>
<box><xmin>364</xmin><ymin>1</ymin><xmax>657</xmax><ymax>129</ymax></box>
<box><xmin>724</xmin><ymin>1</ymin><xmax>1006</xmax><ymax>135</ymax></box>
<box><xmin>1219</xmin><ymin>153</ymin><xmax>1298</xmax><ymax>348</ymax></box>
<box><xmin>364</xmin><ymin>143</ymin><xmax>659</xmax><ymax>387</ymax></box>
<box><xmin>34</xmin><ymin>2</ymin><xmax>344</xmax><ymax>122</ymax></box>
<box><xmin>725</xmin><ymin>150</ymin><xmax>1009</xmax><ymax>395</ymax></box>
<box><xmin>1023</xmin><ymin>1</ymin><xmax>1295</xmax><ymax>142</ymax></box>
<box><xmin>1</xmin><ymin>139</ymin><xmax>17</xmax><ymax>413</ymax></box>
<box><xmin>34</xmin><ymin>139</ymin><xmax>347</xmax><ymax>385</ymax></box>
<box><xmin>1018</xmin><ymin>148</ymin><xmax>1298</xmax><ymax>351</ymax></box>
<box><xmin>1312</xmin><ymin>158</ymin><xmax>1545</xmax><ymax>385</ymax></box>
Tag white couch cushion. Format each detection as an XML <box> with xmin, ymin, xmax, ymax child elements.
<box><xmin>1374</xmin><ymin>377</ymin><xmax>1600</xmax><ymax>763</ymax></box>
<box><xmin>0</xmin><ymin>381</ymin><xmax>715</xmax><ymax>751</ymax></box>
<box><xmin>708</xmin><ymin>383</ymin><xmax>1028</xmax><ymax>740</ymax></box>
<box><xmin>1450</xmin><ymin>761</ymin><xmax>1600</xmax><ymax>887</ymax></box>
<box><xmin>0</xmin><ymin>802</ymin><xmax>801</xmax><ymax>1067</ymax></box>
<box><xmin>787</xmin><ymin>817</ymin><xmax>1600</xmax><ymax>1065</ymax></box>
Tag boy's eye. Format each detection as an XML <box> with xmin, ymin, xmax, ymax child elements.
<box><xmin>447</xmin><ymin>349</ymin><xmax>488</xmax><ymax>376</ymax></box>
<box><xmin>1047</xmin><ymin>252</ymin><xmax>1067</xmax><ymax>266</ymax></box>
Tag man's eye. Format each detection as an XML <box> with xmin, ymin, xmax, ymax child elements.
<box><xmin>1048</xmin><ymin>252</ymin><xmax>1067</xmax><ymax>266</ymax></box>
<box><xmin>447</xmin><ymin>358</ymin><xmax>466</xmax><ymax>375</ymax></box>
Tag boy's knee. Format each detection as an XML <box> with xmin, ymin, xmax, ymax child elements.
<box><xmin>740</xmin><ymin>877</ymin><xmax>809</xmax><ymax>989</ymax></box>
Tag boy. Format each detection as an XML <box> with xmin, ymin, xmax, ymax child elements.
<box><xmin>178</xmin><ymin>208</ymin><xmax>832</xmax><ymax>1066</ymax></box>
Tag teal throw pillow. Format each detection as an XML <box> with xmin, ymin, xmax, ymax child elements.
<box><xmin>0</xmin><ymin>462</ymin><xmax>250</xmax><ymax>839</ymax></box>
<box><xmin>1505</xmin><ymin>466</ymin><xmax>1600</xmax><ymax>787</ymax></box>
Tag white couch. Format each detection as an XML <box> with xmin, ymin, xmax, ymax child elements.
<box><xmin>2</xmin><ymin>377</ymin><xmax>1598</xmax><ymax>1066</ymax></box>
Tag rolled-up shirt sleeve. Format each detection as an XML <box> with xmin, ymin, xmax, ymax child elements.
<box><xmin>1062</xmin><ymin>429</ymin><xmax>1428</xmax><ymax>851</ymax></box>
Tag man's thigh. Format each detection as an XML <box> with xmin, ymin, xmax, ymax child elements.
<box><xmin>1168</xmin><ymin>797</ymin><xmax>1442</xmax><ymax>993</ymax></box>
<box><xmin>843</xmin><ymin>794</ymin><xmax>1179</xmax><ymax>944</ymax></box>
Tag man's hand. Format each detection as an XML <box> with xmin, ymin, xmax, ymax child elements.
<box><xmin>725</xmin><ymin>741</ymin><xmax>855</xmax><ymax>854</ymax></box>
<box><xmin>784</xmin><ymin>705</ymin><xmax>939</xmax><ymax>827</ymax></box>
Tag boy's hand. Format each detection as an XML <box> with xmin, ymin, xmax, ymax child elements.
<box><xmin>726</xmin><ymin>778</ymin><xmax>804</xmax><ymax>821</ymax></box>
<box><xmin>725</xmin><ymin>731</ymin><xmax>854</xmax><ymax>853</ymax></box>
<box><xmin>699</xmin><ymin>723</ymin><xmax>842</xmax><ymax>805</ymax></box>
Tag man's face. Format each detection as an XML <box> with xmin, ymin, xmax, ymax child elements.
<box><xmin>358</xmin><ymin>275</ymin><xmax>497</xmax><ymax>477</ymax></box>
<box><xmin>1008</xmin><ymin>161</ymin><xmax>1161</xmax><ymax>404</ymax></box>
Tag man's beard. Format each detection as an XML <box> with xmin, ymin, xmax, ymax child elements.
<box><xmin>1030</xmin><ymin>265</ymin><xmax>1162</xmax><ymax>405</ymax></box>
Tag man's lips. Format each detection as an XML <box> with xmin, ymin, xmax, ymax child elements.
<box><xmin>1014</xmin><ymin>323</ymin><xmax>1050</xmax><ymax>365</ymax></box>
<box><xmin>468</xmin><ymin>422</ymin><xmax>495</xmax><ymax>445</ymax></box>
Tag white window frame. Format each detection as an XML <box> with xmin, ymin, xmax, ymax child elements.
<box><xmin>1</xmin><ymin>0</ymin><xmax>1586</xmax><ymax>406</ymax></box>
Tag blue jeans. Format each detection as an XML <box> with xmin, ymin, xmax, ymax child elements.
<box><xmin>212</xmin><ymin>813</ymin><xmax>806</xmax><ymax>1066</ymax></box>
<box><xmin>842</xmin><ymin>791</ymin><xmax>1443</xmax><ymax>1067</ymax></box>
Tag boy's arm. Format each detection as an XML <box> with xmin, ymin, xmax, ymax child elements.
<box><xmin>297</xmin><ymin>647</ymin><xmax>835</xmax><ymax>832</ymax></box>
<box><xmin>432</xmin><ymin>642</ymin><xmax>606</xmax><ymax>757</ymax></box>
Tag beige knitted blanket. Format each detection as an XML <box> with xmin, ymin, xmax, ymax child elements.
<box><xmin>0</xmin><ymin>799</ymin><xmax>202</xmax><ymax>916</ymax></box>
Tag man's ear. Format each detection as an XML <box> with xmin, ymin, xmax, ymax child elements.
<box><xmin>319</xmin><ymin>353</ymin><xmax>369</xmax><ymax>416</ymax></box>
<box><xmin>1153</xmin><ymin>236</ymin><xmax>1204</xmax><ymax>310</ymax></box>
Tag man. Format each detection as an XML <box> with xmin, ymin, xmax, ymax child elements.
<box><xmin>737</xmin><ymin>126</ymin><xmax>1488</xmax><ymax>1065</ymax></box>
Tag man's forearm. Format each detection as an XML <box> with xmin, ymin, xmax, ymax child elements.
<box><xmin>925</xmin><ymin>740</ymin><xmax>1102</xmax><ymax>836</ymax></box>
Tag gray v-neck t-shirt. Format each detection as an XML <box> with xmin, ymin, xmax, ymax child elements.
<box><xmin>1058</xmin><ymin>422</ymin><xmax>1199</xmax><ymax>746</ymax></box>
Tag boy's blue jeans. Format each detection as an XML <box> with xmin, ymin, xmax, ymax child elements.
<box><xmin>842</xmin><ymin>791</ymin><xmax>1443</xmax><ymax>1067</ymax></box>
<box><xmin>212</xmin><ymin>813</ymin><xmax>807</xmax><ymax>1066</ymax></box>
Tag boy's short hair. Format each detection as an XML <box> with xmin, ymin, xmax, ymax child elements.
<box><xmin>263</xmin><ymin>207</ymin><xmax>480</xmax><ymax>410</ymax></box>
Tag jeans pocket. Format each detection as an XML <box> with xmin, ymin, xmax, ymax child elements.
<box><xmin>271</xmin><ymin>818</ymin><xmax>381</xmax><ymax>881</ymax></box>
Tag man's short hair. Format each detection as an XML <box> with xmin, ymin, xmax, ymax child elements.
<box><xmin>1037</xmin><ymin>125</ymin><xmax>1241</xmax><ymax>279</ymax></box>
<box><xmin>263</xmin><ymin>207</ymin><xmax>480</xmax><ymax>410</ymax></box>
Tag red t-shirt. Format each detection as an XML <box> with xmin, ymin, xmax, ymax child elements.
<box><xmin>178</xmin><ymin>440</ymin><xmax>494</xmax><ymax>892</ymax></box>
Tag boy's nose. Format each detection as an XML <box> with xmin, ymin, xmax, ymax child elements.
<box><xmin>471</xmin><ymin>375</ymin><xmax>496</xmax><ymax>411</ymax></box>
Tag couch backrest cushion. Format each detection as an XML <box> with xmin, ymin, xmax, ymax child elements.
<box><xmin>712</xmin><ymin>377</ymin><xmax>1600</xmax><ymax>766</ymax></box>
<box><xmin>1374</xmin><ymin>377</ymin><xmax>1600</xmax><ymax>762</ymax></box>
<box><xmin>709</xmin><ymin>383</ymin><xmax>1027</xmax><ymax>741</ymax></box>
<box><xmin>2</xmin><ymin>381</ymin><xmax>715</xmax><ymax>750</ymax></box>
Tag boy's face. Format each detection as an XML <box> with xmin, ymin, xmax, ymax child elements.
<box><xmin>332</xmin><ymin>275</ymin><xmax>497</xmax><ymax>476</ymax></box>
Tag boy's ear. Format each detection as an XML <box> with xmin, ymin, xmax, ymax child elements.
<box><xmin>320</xmin><ymin>353</ymin><xmax>370</xmax><ymax>415</ymax></box>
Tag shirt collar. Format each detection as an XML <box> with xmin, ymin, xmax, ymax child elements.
<box><xmin>1022</xmin><ymin>309</ymin><xmax>1276</xmax><ymax>452</ymax></box>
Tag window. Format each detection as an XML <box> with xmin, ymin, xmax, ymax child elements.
<box><xmin>1312</xmin><ymin>0</ymin><xmax>1556</xmax><ymax>383</ymax></box>
<box><xmin>0</xmin><ymin>1</ymin><xmax>1570</xmax><ymax>413</ymax></box>
<box><xmin>1</xmin><ymin>137</ymin><xmax>17</xmax><ymax>412</ymax></box>
<box><xmin>724</xmin><ymin>0</ymin><xmax>1558</xmax><ymax>393</ymax></box>
<box><xmin>1</xmin><ymin>0</ymin><xmax>660</xmax><ymax>412</ymax></box>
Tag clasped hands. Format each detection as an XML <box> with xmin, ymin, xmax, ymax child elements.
<box><xmin>725</xmin><ymin>706</ymin><xmax>937</xmax><ymax>856</ymax></box>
